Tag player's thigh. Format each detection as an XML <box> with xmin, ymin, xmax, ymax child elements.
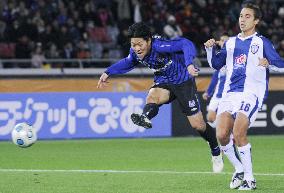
<box><xmin>146</xmin><ymin>87</ymin><xmax>170</xmax><ymax>105</ymax></box>
<box><xmin>216</xmin><ymin>95</ymin><xmax>234</xmax><ymax>134</ymax></box>
<box><xmin>234</xmin><ymin>93</ymin><xmax>259</xmax><ymax>128</ymax></box>
<box><xmin>233</xmin><ymin>93</ymin><xmax>259</xmax><ymax>141</ymax></box>
<box><xmin>175</xmin><ymin>79</ymin><xmax>200</xmax><ymax>116</ymax></box>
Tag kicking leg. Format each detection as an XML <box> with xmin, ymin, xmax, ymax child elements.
<box><xmin>131</xmin><ymin>88</ymin><xmax>169</xmax><ymax>129</ymax></box>
<box><xmin>188</xmin><ymin>112</ymin><xmax>223</xmax><ymax>173</ymax></box>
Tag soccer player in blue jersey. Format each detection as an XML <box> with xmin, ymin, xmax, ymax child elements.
<box><xmin>205</xmin><ymin>2</ymin><xmax>284</xmax><ymax>190</ymax></box>
<box><xmin>203</xmin><ymin>34</ymin><xmax>229</xmax><ymax>127</ymax></box>
<box><xmin>97</xmin><ymin>22</ymin><xmax>224</xmax><ymax>173</ymax></box>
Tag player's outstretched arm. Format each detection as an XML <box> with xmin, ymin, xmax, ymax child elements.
<box><xmin>97</xmin><ymin>50</ymin><xmax>137</xmax><ymax>89</ymax></box>
<box><xmin>261</xmin><ymin>37</ymin><xmax>284</xmax><ymax>69</ymax></box>
<box><xmin>97</xmin><ymin>73</ymin><xmax>109</xmax><ymax>89</ymax></box>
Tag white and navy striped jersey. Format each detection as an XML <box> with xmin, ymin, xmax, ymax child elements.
<box><xmin>206</xmin><ymin>32</ymin><xmax>284</xmax><ymax>107</ymax></box>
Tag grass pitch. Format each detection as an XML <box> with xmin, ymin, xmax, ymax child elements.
<box><xmin>0</xmin><ymin>136</ymin><xmax>284</xmax><ymax>193</ymax></box>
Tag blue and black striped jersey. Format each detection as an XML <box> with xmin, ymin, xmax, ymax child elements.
<box><xmin>105</xmin><ymin>37</ymin><xmax>197</xmax><ymax>84</ymax></box>
<box><xmin>207</xmin><ymin>69</ymin><xmax>226</xmax><ymax>99</ymax></box>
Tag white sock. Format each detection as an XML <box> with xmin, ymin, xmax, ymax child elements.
<box><xmin>230</xmin><ymin>133</ymin><xmax>234</xmax><ymax>140</ymax></box>
<box><xmin>238</xmin><ymin>143</ymin><xmax>254</xmax><ymax>181</ymax></box>
<box><xmin>220</xmin><ymin>139</ymin><xmax>243</xmax><ymax>173</ymax></box>
<box><xmin>207</xmin><ymin>121</ymin><xmax>217</xmax><ymax>128</ymax></box>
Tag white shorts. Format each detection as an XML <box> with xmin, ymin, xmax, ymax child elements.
<box><xmin>217</xmin><ymin>92</ymin><xmax>260</xmax><ymax>127</ymax></box>
<box><xmin>208</xmin><ymin>95</ymin><xmax>221</xmax><ymax>112</ymax></box>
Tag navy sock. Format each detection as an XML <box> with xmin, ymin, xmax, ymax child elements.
<box><xmin>142</xmin><ymin>103</ymin><xmax>159</xmax><ymax>119</ymax></box>
<box><xmin>198</xmin><ymin>123</ymin><xmax>220</xmax><ymax>156</ymax></box>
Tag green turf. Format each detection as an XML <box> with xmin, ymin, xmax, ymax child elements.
<box><xmin>0</xmin><ymin>136</ymin><xmax>284</xmax><ymax>193</ymax></box>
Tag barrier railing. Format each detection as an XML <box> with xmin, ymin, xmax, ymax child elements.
<box><xmin>0</xmin><ymin>58</ymin><xmax>283</xmax><ymax>76</ymax></box>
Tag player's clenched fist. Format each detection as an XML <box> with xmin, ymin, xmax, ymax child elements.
<box><xmin>258</xmin><ymin>57</ymin><xmax>269</xmax><ymax>68</ymax></box>
<box><xmin>187</xmin><ymin>64</ymin><xmax>199</xmax><ymax>77</ymax></box>
<box><xmin>204</xmin><ymin>39</ymin><xmax>216</xmax><ymax>48</ymax></box>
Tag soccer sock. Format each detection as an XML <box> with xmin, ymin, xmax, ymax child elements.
<box><xmin>198</xmin><ymin>123</ymin><xmax>220</xmax><ymax>156</ymax></box>
<box><xmin>207</xmin><ymin>120</ymin><xmax>217</xmax><ymax>128</ymax></box>
<box><xmin>220</xmin><ymin>139</ymin><xmax>243</xmax><ymax>173</ymax></box>
<box><xmin>238</xmin><ymin>143</ymin><xmax>254</xmax><ymax>181</ymax></box>
<box><xmin>142</xmin><ymin>103</ymin><xmax>159</xmax><ymax>119</ymax></box>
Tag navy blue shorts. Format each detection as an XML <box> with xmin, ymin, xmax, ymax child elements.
<box><xmin>151</xmin><ymin>79</ymin><xmax>200</xmax><ymax>116</ymax></box>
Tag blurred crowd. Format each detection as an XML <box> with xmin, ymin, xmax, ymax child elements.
<box><xmin>0</xmin><ymin>0</ymin><xmax>283</xmax><ymax>68</ymax></box>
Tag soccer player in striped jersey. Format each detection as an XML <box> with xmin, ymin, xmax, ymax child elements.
<box><xmin>97</xmin><ymin>22</ymin><xmax>224</xmax><ymax>173</ymax></box>
<box><xmin>205</xmin><ymin>2</ymin><xmax>284</xmax><ymax>190</ymax></box>
<box><xmin>203</xmin><ymin>34</ymin><xmax>229</xmax><ymax>127</ymax></box>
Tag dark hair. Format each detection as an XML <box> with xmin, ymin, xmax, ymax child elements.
<box><xmin>221</xmin><ymin>32</ymin><xmax>229</xmax><ymax>37</ymax></box>
<box><xmin>241</xmin><ymin>1</ymin><xmax>262</xmax><ymax>20</ymax></box>
<box><xmin>128</xmin><ymin>22</ymin><xmax>152</xmax><ymax>40</ymax></box>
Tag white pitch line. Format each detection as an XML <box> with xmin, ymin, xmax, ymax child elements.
<box><xmin>0</xmin><ymin>169</ymin><xmax>284</xmax><ymax>176</ymax></box>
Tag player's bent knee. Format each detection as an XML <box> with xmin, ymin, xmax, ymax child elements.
<box><xmin>187</xmin><ymin>112</ymin><xmax>207</xmax><ymax>131</ymax></box>
<box><xmin>191</xmin><ymin>121</ymin><xmax>206</xmax><ymax>131</ymax></box>
<box><xmin>146</xmin><ymin>96</ymin><xmax>159</xmax><ymax>104</ymax></box>
<box><xmin>217</xmin><ymin>131</ymin><xmax>230</xmax><ymax>144</ymax></box>
<box><xmin>146</xmin><ymin>89</ymin><xmax>170</xmax><ymax>105</ymax></box>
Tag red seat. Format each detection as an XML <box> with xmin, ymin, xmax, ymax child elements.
<box><xmin>0</xmin><ymin>43</ymin><xmax>15</xmax><ymax>58</ymax></box>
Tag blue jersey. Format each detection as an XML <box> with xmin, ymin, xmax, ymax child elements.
<box><xmin>207</xmin><ymin>68</ymin><xmax>226</xmax><ymax>98</ymax></box>
<box><xmin>105</xmin><ymin>37</ymin><xmax>196</xmax><ymax>84</ymax></box>
<box><xmin>206</xmin><ymin>32</ymin><xmax>284</xmax><ymax>107</ymax></box>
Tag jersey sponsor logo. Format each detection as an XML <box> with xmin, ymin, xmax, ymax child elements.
<box><xmin>234</xmin><ymin>54</ymin><xmax>247</xmax><ymax>69</ymax></box>
<box><xmin>250</xmin><ymin>43</ymin><xmax>259</xmax><ymax>54</ymax></box>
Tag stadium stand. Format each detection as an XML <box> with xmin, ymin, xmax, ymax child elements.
<box><xmin>0</xmin><ymin>0</ymin><xmax>283</xmax><ymax>68</ymax></box>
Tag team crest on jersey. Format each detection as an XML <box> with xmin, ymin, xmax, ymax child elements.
<box><xmin>188</xmin><ymin>100</ymin><xmax>196</xmax><ymax>108</ymax></box>
<box><xmin>234</xmin><ymin>54</ymin><xmax>247</xmax><ymax>69</ymax></box>
<box><xmin>250</xmin><ymin>43</ymin><xmax>259</xmax><ymax>54</ymax></box>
